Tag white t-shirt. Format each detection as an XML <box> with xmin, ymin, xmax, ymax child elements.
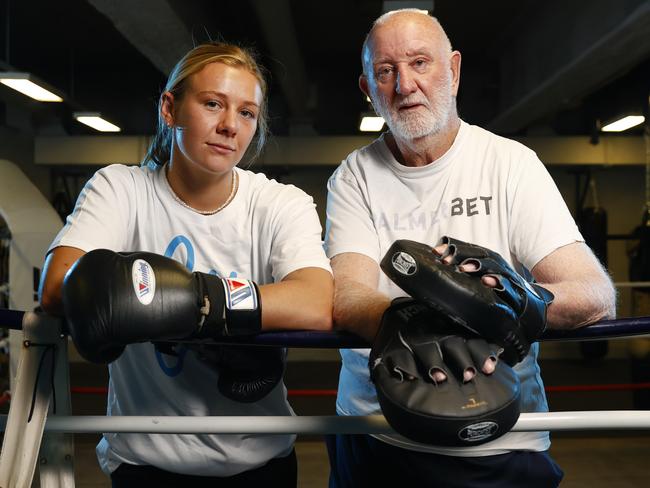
<box><xmin>50</xmin><ymin>163</ymin><xmax>331</xmax><ymax>476</ymax></box>
<box><xmin>325</xmin><ymin>121</ymin><xmax>582</xmax><ymax>456</ymax></box>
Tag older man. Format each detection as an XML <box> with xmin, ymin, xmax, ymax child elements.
<box><xmin>324</xmin><ymin>9</ymin><xmax>616</xmax><ymax>488</ymax></box>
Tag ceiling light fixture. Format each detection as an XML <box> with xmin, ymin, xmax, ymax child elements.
<box><xmin>601</xmin><ymin>115</ymin><xmax>645</xmax><ymax>133</ymax></box>
<box><xmin>0</xmin><ymin>72</ymin><xmax>63</xmax><ymax>102</ymax></box>
<box><xmin>359</xmin><ymin>114</ymin><xmax>385</xmax><ymax>132</ymax></box>
<box><xmin>74</xmin><ymin>112</ymin><xmax>121</xmax><ymax>132</ymax></box>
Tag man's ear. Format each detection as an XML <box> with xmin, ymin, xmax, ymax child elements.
<box><xmin>359</xmin><ymin>74</ymin><xmax>371</xmax><ymax>100</ymax></box>
<box><xmin>160</xmin><ymin>92</ymin><xmax>175</xmax><ymax>127</ymax></box>
<box><xmin>450</xmin><ymin>51</ymin><xmax>462</xmax><ymax>97</ymax></box>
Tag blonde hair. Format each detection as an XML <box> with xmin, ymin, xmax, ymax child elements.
<box><xmin>144</xmin><ymin>42</ymin><xmax>269</xmax><ymax>167</ymax></box>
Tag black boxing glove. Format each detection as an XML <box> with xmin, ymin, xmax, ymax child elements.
<box><xmin>189</xmin><ymin>344</ymin><xmax>286</xmax><ymax>403</ymax></box>
<box><xmin>62</xmin><ymin>249</ymin><xmax>262</xmax><ymax>363</ymax></box>
<box><xmin>381</xmin><ymin>238</ymin><xmax>554</xmax><ymax>365</ymax></box>
<box><xmin>370</xmin><ymin>299</ymin><xmax>521</xmax><ymax>446</ymax></box>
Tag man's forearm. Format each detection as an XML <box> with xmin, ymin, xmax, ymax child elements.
<box><xmin>543</xmin><ymin>275</ymin><xmax>616</xmax><ymax>330</ymax></box>
<box><xmin>530</xmin><ymin>242</ymin><xmax>616</xmax><ymax>330</ymax></box>
<box><xmin>333</xmin><ymin>278</ymin><xmax>391</xmax><ymax>342</ymax></box>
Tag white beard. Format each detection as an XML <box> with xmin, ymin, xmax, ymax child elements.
<box><xmin>373</xmin><ymin>72</ymin><xmax>454</xmax><ymax>140</ymax></box>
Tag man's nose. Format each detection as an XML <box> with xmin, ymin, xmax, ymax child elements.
<box><xmin>396</xmin><ymin>66</ymin><xmax>417</xmax><ymax>96</ymax></box>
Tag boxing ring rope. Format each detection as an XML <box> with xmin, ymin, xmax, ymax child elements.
<box><xmin>2</xmin><ymin>308</ymin><xmax>650</xmax><ymax>346</ymax></box>
<box><xmin>1</xmin><ymin>411</ymin><xmax>650</xmax><ymax>435</ymax></box>
<box><xmin>1</xmin><ymin>308</ymin><xmax>650</xmax><ymax>487</ymax></box>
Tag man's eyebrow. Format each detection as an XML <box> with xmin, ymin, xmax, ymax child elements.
<box><xmin>373</xmin><ymin>49</ymin><xmax>432</xmax><ymax>65</ymax></box>
<box><xmin>405</xmin><ymin>48</ymin><xmax>432</xmax><ymax>57</ymax></box>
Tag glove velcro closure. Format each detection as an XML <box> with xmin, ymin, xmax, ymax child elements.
<box><xmin>222</xmin><ymin>278</ymin><xmax>262</xmax><ymax>336</ymax></box>
<box><xmin>370</xmin><ymin>300</ymin><xmax>521</xmax><ymax>447</ymax></box>
<box><xmin>194</xmin><ymin>274</ymin><xmax>262</xmax><ymax>337</ymax></box>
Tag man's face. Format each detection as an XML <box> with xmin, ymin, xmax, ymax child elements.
<box><xmin>363</xmin><ymin>15</ymin><xmax>459</xmax><ymax>141</ymax></box>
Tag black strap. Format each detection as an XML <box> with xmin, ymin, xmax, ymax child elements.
<box><xmin>26</xmin><ymin>341</ymin><xmax>57</xmax><ymax>422</ymax></box>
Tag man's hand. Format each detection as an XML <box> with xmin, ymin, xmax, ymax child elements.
<box><xmin>369</xmin><ymin>298</ymin><xmax>521</xmax><ymax>446</ymax></box>
<box><xmin>380</xmin><ymin>237</ymin><xmax>554</xmax><ymax>365</ymax></box>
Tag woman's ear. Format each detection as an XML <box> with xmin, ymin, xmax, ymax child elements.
<box><xmin>160</xmin><ymin>92</ymin><xmax>175</xmax><ymax>128</ymax></box>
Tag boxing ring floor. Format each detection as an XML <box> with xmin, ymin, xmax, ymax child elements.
<box><xmin>1</xmin><ymin>311</ymin><xmax>650</xmax><ymax>487</ymax></box>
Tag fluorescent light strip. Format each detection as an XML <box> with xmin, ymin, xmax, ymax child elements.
<box><xmin>74</xmin><ymin>113</ymin><xmax>121</xmax><ymax>132</ymax></box>
<box><xmin>0</xmin><ymin>77</ymin><xmax>63</xmax><ymax>102</ymax></box>
<box><xmin>360</xmin><ymin>116</ymin><xmax>385</xmax><ymax>132</ymax></box>
<box><xmin>601</xmin><ymin>115</ymin><xmax>645</xmax><ymax>132</ymax></box>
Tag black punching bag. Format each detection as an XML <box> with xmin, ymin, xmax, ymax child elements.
<box><xmin>629</xmin><ymin>210</ymin><xmax>650</xmax><ymax>409</ymax></box>
<box><xmin>579</xmin><ymin>207</ymin><xmax>608</xmax><ymax>267</ymax></box>
<box><xmin>578</xmin><ymin>206</ymin><xmax>609</xmax><ymax>360</ymax></box>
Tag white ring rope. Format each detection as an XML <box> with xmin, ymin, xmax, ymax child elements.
<box><xmin>4</xmin><ymin>312</ymin><xmax>649</xmax><ymax>487</ymax></box>
<box><xmin>1</xmin><ymin>411</ymin><xmax>650</xmax><ymax>435</ymax></box>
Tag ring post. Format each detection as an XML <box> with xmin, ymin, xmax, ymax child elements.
<box><xmin>0</xmin><ymin>312</ymin><xmax>74</xmax><ymax>488</ymax></box>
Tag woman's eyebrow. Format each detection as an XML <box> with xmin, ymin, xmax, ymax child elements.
<box><xmin>197</xmin><ymin>90</ymin><xmax>260</xmax><ymax>108</ymax></box>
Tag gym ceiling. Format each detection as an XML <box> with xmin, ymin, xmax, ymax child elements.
<box><xmin>0</xmin><ymin>0</ymin><xmax>648</xmax><ymax>138</ymax></box>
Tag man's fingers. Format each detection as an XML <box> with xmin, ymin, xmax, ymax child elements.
<box><xmin>466</xmin><ymin>339</ymin><xmax>499</xmax><ymax>376</ymax></box>
<box><xmin>482</xmin><ymin>275</ymin><xmax>499</xmax><ymax>287</ymax></box>
<box><xmin>433</xmin><ymin>244</ymin><xmax>447</xmax><ymax>257</ymax></box>
<box><xmin>458</xmin><ymin>263</ymin><xmax>498</xmax><ymax>288</ymax></box>
<box><xmin>463</xmin><ymin>367</ymin><xmax>476</xmax><ymax>382</ymax></box>
<box><xmin>429</xmin><ymin>245</ymin><xmax>501</xmax><ymax>290</ymax></box>
<box><xmin>482</xmin><ymin>356</ymin><xmax>497</xmax><ymax>375</ymax></box>
<box><xmin>430</xmin><ymin>369</ymin><xmax>447</xmax><ymax>384</ymax></box>
<box><xmin>459</xmin><ymin>262</ymin><xmax>478</xmax><ymax>272</ymax></box>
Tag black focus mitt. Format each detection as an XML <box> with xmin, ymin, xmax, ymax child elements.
<box><xmin>370</xmin><ymin>299</ymin><xmax>521</xmax><ymax>446</ymax></box>
<box><xmin>380</xmin><ymin>237</ymin><xmax>554</xmax><ymax>365</ymax></box>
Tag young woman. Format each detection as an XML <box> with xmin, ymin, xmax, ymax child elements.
<box><xmin>39</xmin><ymin>42</ymin><xmax>333</xmax><ymax>487</ymax></box>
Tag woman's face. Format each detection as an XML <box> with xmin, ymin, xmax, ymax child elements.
<box><xmin>163</xmin><ymin>62</ymin><xmax>262</xmax><ymax>176</ymax></box>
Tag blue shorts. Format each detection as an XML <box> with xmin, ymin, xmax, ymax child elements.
<box><xmin>326</xmin><ymin>434</ymin><xmax>563</xmax><ymax>488</ymax></box>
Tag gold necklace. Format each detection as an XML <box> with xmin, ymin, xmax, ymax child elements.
<box><xmin>164</xmin><ymin>166</ymin><xmax>238</xmax><ymax>215</ymax></box>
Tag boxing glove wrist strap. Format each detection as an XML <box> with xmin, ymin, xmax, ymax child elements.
<box><xmin>222</xmin><ymin>278</ymin><xmax>262</xmax><ymax>335</ymax></box>
<box><xmin>196</xmin><ymin>273</ymin><xmax>262</xmax><ymax>336</ymax></box>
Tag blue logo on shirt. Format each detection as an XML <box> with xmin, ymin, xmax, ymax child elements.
<box><xmin>154</xmin><ymin>235</ymin><xmax>237</xmax><ymax>377</ymax></box>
